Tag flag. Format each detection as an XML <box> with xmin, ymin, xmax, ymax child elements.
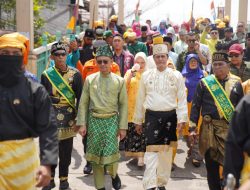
<box><xmin>211</xmin><ymin>0</ymin><xmax>216</xmax><ymax>22</ymax></box>
<box><xmin>67</xmin><ymin>0</ymin><xmax>79</xmax><ymax>32</ymax></box>
<box><xmin>135</xmin><ymin>0</ymin><xmax>140</xmax><ymax>22</ymax></box>
<box><xmin>189</xmin><ymin>0</ymin><xmax>195</xmax><ymax>30</ymax></box>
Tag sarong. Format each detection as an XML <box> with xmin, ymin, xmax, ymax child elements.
<box><xmin>86</xmin><ymin>113</ymin><xmax>120</xmax><ymax>165</ymax></box>
<box><xmin>125</xmin><ymin>122</ymin><xmax>146</xmax><ymax>157</ymax></box>
<box><xmin>199</xmin><ymin>115</ymin><xmax>229</xmax><ymax>165</ymax></box>
<box><xmin>54</xmin><ymin>105</ymin><xmax>76</xmax><ymax>140</ymax></box>
<box><xmin>0</xmin><ymin>138</ymin><xmax>39</xmax><ymax>190</ymax></box>
<box><xmin>144</xmin><ymin>109</ymin><xmax>177</xmax><ymax>151</ymax></box>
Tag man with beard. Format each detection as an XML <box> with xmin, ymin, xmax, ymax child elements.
<box><xmin>0</xmin><ymin>32</ymin><xmax>58</xmax><ymax>189</ymax></box>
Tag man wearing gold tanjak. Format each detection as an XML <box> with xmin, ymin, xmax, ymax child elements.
<box><xmin>41</xmin><ymin>42</ymin><xmax>83</xmax><ymax>190</ymax></box>
<box><xmin>189</xmin><ymin>52</ymin><xmax>243</xmax><ymax>190</ymax></box>
<box><xmin>0</xmin><ymin>32</ymin><xmax>58</xmax><ymax>190</ymax></box>
<box><xmin>134</xmin><ymin>36</ymin><xmax>188</xmax><ymax>190</ymax></box>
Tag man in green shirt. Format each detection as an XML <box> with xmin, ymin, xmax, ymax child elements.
<box><xmin>76</xmin><ymin>44</ymin><xmax>128</xmax><ymax>190</ymax></box>
<box><xmin>127</xmin><ymin>32</ymin><xmax>148</xmax><ymax>56</ymax></box>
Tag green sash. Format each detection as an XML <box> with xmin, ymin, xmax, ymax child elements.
<box><xmin>202</xmin><ymin>75</ymin><xmax>234</xmax><ymax>122</ymax></box>
<box><xmin>44</xmin><ymin>67</ymin><xmax>76</xmax><ymax>109</ymax></box>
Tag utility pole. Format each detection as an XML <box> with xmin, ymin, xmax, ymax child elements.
<box><xmin>118</xmin><ymin>0</ymin><xmax>124</xmax><ymax>25</ymax></box>
<box><xmin>238</xmin><ymin>0</ymin><xmax>248</xmax><ymax>25</ymax></box>
<box><xmin>89</xmin><ymin>0</ymin><xmax>99</xmax><ymax>29</ymax></box>
<box><xmin>16</xmin><ymin>0</ymin><xmax>34</xmax><ymax>50</ymax></box>
<box><xmin>225</xmin><ymin>0</ymin><xmax>231</xmax><ymax>18</ymax></box>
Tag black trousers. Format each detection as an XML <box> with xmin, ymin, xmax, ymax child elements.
<box><xmin>51</xmin><ymin>137</ymin><xmax>73</xmax><ymax>179</ymax></box>
<box><xmin>82</xmin><ymin>136</ymin><xmax>87</xmax><ymax>154</ymax></box>
<box><xmin>205</xmin><ymin>149</ymin><xmax>222</xmax><ymax>190</ymax></box>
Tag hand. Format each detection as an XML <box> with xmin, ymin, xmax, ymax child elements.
<box><xmin>177</xmin><ymin>122</ymin><xmax>185</xmax><ymax>136</ymax></box>
<box><xmin>118</xmin><ymin>129</ymin><xmax>127</xmax><ymax>140</ymax></box>
<box><xmin>194</xmin><ymin>42</ymin><xmax>200</xmax><ymax>52</ymax></box>
<box><xmin>78</xmin><ymin>125</ymin><xmax>87</xmax><ymax>137</ymax></box>
<box><xmin>69</xmin><ymin>40</ymin><xmax>78</xmax><ymax>51</ymax></box>
<box><xmin>205</xmin><ymin>25</ymin><xmax>211</xmax><ymax>32</ymax></box>
<box><xmin>35</xmin><ymin>165</ymin><xmax>51</xmax><ymax>187</ymax></box>
<box><xmin>239</xmin><ymin>180</ymin><xmax>250</xmax><ymax>190</ymax></box>
<box><xmin>135</xmin><ymin>124</ymin><xmax>143</xmax><ymax>135</ymax></box>
<box><xmin>72</xmin><ymin>122</ymin><xmax>78</xmax><ymax>132</ymax></box>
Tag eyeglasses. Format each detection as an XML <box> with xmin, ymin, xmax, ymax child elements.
<box><xmin>53</xmin><ymin>52</ymin><xmax>66</xmax><ymax>57</ymax></box>
<box><xmin>229</xmin><ymin>54</ymin><xmax>240</xmax><ymax>58</ymax></box>
<box><xmin>237</xmin><ymin>25</ymin><xmax>244</xmax><ymax>28</ymax></box>
<box><xmin>210</xmin><ymin>32</ymin><xmax>218</xmax><ymax>35</ymax></box>
<box><xmin>97</xmin><ymin>59</ymin><xmax>109</xmax><ymax>64</ymax></box>
<box><xmin>188</xmin><ymin>39</ymin><xmax>196</xmax><ymax>43</ymax></box>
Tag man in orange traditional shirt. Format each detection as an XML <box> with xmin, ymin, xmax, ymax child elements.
<box><xmin>82</xmin><ymin>40</ymin><xmax>120</xmax><ymax>81</ymax></box>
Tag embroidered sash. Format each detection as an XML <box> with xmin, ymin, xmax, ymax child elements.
<box><xmin>44</xmin><ymin>67</ymin><xmax>76</xmax><ymax>109</ymax></box>
<box><xmin>202</xmin><ymin>75</ymin><xmax>234</xmax><ymax>122</ymax></box>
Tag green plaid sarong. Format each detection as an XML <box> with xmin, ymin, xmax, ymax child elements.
<box><xmin>86</xmin><ymin>114</ymin><xmax>120</xmax><ymax>165</ymax></box>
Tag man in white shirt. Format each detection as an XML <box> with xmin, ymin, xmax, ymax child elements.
<box><xmin>134</xmin><ymin>38</ymin><xmax>188</xmax><ymax>190</ymax></box>
<box><xmin>174</xmin><ymin>30</ymin><xmax>188</xmax><ymax>55</ymax></box>
<box><xmin>163</xmin><ymin>36</ymin><xmax>178</xmax><ymax>66</ymax></box>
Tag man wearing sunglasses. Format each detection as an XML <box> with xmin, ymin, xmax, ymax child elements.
<box><xmin>229</xmin><ymin>43</ymin><xmax>250</xmax><ymax>82</ymax></box>
<box><xmin>176</xmin><ymin>32</ymin><xmax>207</xmax><ymax>71</ymax></box>
<box><xmin>200</xmin><ymin>25</ymin><xmax>219</xmax><ymax>55</ymax></box>
<box><xmin>189</xmin><ymin>52</ymin><xmax>243</xmax><ymax>190</ymax></box>
<box><xmin>76</xmin><ymin>44</ymin><xmax>128</xmax><ymax>190</ymax></box>
<box><xmin>233</xmin><ymin>22</ymin><xmax>246</xmax><ymax>44</ymax></box>
<box><xmin>41</xmin><ymin>42</ymin><xmax>83</xmax><ymax>190</ymax></box>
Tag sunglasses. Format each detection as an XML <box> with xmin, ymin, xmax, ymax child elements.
<box><xmin>97</xmin><ymin>59</ymin><xmax>109</xmax><ymax>64</ymax></box>
<box><xmin>53</xmin><ymin>52</ymin><xmax>66</xmax><ymax>57</ymax></box>
<box><xmin>188</xmin><ymin>39</ymin><xmax>196</xmax><ymax>43</ymax></box>
<box><xmin>229</xmin><ymin>54</ymin><xmax>240</xmax><ymax>58</ymax></box>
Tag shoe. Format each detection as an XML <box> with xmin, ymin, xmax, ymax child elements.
<box><xmin>171</xmin><ymin>163</ymin><xmax>176</xmax><ymax>171</ymax></box>
<box><xmin>42</xmin><ymin>180</ymin><xmax>55</xmax><ymax>190</ymax></box>
<box><xmin>59</xmin><ymin>180</ymin><xmax>69</xmax><ymax>190</ymax></box>
<box><xmin>192</xmin><ymin>159</ymin><xmax>201</xmax><ymax>168</ymax></box>
<box><xmin>146</xmin><ymin>188</ymin><xmax>155</xmax><ymax>190</ymax></box>
<box><xmin>111</xmin><ymin>174</ymin><xmax>121</xmax><ymax>190</ymax></box>
<box><xmin>83</xmin><ymin>161</ymin><xmax>92</xmax><ymax>174</ymax></box>
<box><xmin>158</xmin><ymin>186</ymin><xmax>166</xmax><ymax>190</ymax></box>
<box><xmin>97</xmin><ymin>188</ymin><xmax>105</xmax><ymax>190</ymax></box>
<box><xmin>137</xmin><ymin>156</ymin><xmax>144</xmax><ymax>167</ymax></box>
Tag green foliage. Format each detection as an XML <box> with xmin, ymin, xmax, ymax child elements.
<box><xmin>0</xmin><ymin>0</ymin><xmax>57</xmax><ymax>48</ymax></box>
<box><xmin>35</xmin><ymin>31</ymin><xmax>56</xmax><ymax>48</ymax></box>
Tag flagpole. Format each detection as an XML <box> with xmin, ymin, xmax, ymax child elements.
<box><xmin>74</xmin><ymin>0</ymin><xmax>80</xmax><ymax>33</ymax></box>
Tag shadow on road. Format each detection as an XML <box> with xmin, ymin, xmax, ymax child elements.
<box><xmin>72</xmin><ymin>147</ymin><xmax>82</xmax><ymax>170</ymax></box>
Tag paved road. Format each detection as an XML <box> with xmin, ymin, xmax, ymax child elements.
<box><xmin>48</xmin><ymin>135</ymin><xmax>209</xmax><ymax>190</ymax></box>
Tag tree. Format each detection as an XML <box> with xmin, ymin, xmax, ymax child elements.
<box><xmin>0</xmin><ymin>0</ymin><xmax>57</xmax><ymax>47</ymax></box>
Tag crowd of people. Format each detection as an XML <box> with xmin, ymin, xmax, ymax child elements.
<box><xmin>1</xmin><ymin>14</ymin><xmax>250</xmax><ymax>190</ymax></box>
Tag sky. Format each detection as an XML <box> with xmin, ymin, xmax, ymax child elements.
<box><xmin>120</xmin><ymin>0</ymin><xmax>250</xmax><ymax>30</ymax></box>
